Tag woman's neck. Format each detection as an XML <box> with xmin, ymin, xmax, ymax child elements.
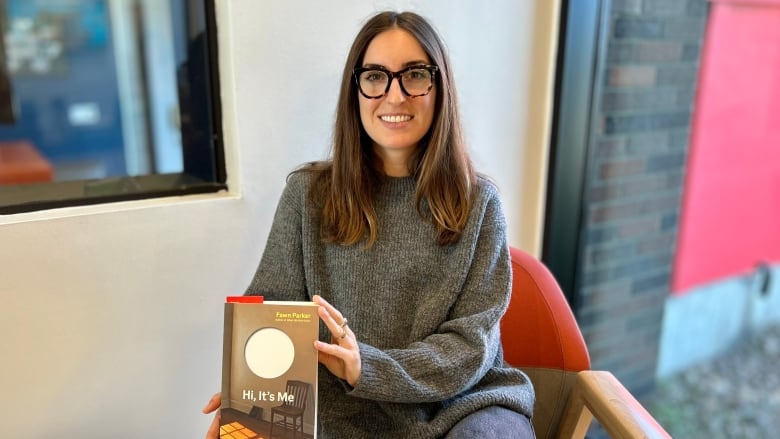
<box><xmin>374</xmin><ymin>144</ymin><xmax>415</xmax><ymax>177</ymax></box>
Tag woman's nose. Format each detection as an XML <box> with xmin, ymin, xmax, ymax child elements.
<box><xmin>385</xmin><ymin>77</ymin><xmax>407</xmax><ymax>103</ymax></box>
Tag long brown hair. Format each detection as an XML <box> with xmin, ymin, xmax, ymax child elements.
<box><xmin>303</xmin><ymin>11</ymin><xmax>475</xmax><ymax>247</ymax></box>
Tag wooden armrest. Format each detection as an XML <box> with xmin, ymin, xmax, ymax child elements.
<box><xmin>555</xmin><ymin>370</ymin><xmax>671</xmax><ymax>439</ymax></box>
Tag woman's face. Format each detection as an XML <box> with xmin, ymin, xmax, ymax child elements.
<box><xmin>358</xmin><ymin>28</ymin><xmax>436</xmax><ymax>174</ymax></box>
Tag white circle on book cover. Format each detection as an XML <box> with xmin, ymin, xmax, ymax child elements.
<box><xmin>244</xmin><ymin>327</ymin><xmax>295</xmax><ymax>379</ymax></box>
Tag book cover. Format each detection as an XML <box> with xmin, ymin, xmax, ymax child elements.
<box><xmin>220</xmin><ymin>296</ymin><xmax>319</xmax><ymax>439</ymax></box>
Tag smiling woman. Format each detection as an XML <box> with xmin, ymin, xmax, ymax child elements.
<box><xmin>0</xmin><ymin>0</ymin><xmax>225</xmax><ymax>214</ymax></box>
<box><xmin>357</xmin><ymin>28</ymin><xmax>437</xmax><ymax>176</ymax></box>
<box><xmin>204</xmin><ymin>10</ymin><xmax>536</xmax><ymax>439</ymax></box>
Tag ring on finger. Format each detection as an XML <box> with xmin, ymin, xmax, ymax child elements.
<box><xmin>339</xmin><ymin>329</ymin><xmax>348</xmax><ymax>339</ymax></box>
<box><xmin>339</xmin><ymin>318</ymin><xmax>348</xmax><ymax>328</ymax></box>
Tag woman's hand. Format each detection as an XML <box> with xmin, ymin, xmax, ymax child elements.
<box><xmin>313</xmin><ymin>294</ymin><xmax>362</xmax><ymax>387</ymax></box>
<box><xmin>202</xmin><ymin>392</ymin><xmax>221</xmax><ymax>439</ymax></box>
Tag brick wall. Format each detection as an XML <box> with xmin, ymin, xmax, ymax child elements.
<box><xmin>576</xmin><ymin>0</ymin><xmax>708</xmax><ymax>395</ymax></box>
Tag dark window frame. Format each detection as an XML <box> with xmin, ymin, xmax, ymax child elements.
<box><xmin>0</xmin><ymin>0</ymin><xmax>226</xmax><ymax>215</ymax></box>
<box><xmin>542</xmin><ymin>0</ymin><xmax>610</xmax><ymax>309</ymax></box>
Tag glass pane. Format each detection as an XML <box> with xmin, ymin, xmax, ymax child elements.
<box><xmin>0</xmin><ymin>0</ymin><xmax>224</xmax><ymax>213</ymax></box>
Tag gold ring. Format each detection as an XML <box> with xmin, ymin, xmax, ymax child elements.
<box><xmin>340</xmin><ymin>329</ymin><xmax>347</xmax><ymax>339</ymax></box>
<box><xmin>340</xmin><ymin>318</ymin><xmax>348</xmax><ymax>328</ymax></box>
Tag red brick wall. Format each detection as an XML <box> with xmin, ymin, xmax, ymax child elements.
<box><xmin>575</xmin><ymin>0</ymin><xmax>708</xmax><ymax>395</ymax></box>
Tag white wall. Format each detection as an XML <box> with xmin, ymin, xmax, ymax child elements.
<box><xmin>0</xmin><ymin>1</ymin><xmax>559</xmax><ymax>437</ymax></box>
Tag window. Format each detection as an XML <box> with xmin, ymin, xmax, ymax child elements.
<box><xmin>0</xmin><ymin>0</ymin><xmax>225</xmax><ymax>214</ymax></box>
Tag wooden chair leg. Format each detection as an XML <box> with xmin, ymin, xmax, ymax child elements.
<box><xmin>556</xmin><ymin>378</ymin><xmax>594</xmax><ymax>439</ymax></box>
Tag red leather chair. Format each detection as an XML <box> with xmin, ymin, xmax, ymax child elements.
<box><xmin>501</xmin><ymin>246</ymin><xmax>670</xmax><ymax>438</ymax></box>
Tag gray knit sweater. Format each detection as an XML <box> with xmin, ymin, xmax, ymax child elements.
<box><xmin>245</xmin><ymin>170</ymin><xmax>535</xmax><ymax>438</ymax></box>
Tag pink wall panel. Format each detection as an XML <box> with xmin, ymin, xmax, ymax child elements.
<box><xmin>672</xmin><ymin>0</ymin><xmax>780</xmax><ymax>293</ymax></box>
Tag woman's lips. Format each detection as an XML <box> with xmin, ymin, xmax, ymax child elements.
<box><xmin>379</xmin><ymin>114</ymin><xmax>413</xmax><ymax>123</ymax></box>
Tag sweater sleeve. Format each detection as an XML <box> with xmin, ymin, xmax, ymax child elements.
<box><xmin>349</xmin><ymin>188</ymin><xmax>513</xmax><ymax>403</ymax></box>
<box><xmin>243</xmin><ymin>173</ymin><xmax>309</xmax><ymax>302</ymax></box>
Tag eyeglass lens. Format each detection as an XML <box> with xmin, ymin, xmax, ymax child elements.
<box><xmin>357</xmin><ymin>67</ymin><xmax>433</xmax><ymax>98</ymax></box>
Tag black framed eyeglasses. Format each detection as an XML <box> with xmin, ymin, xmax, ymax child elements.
<box><xmin>353</xmin><ymin>64</ymin><xmax>438</xmax><ymax>99</ymax></box>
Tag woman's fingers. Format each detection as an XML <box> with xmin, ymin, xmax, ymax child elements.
<box><xmin>205</xmin><ymin>409</ymin><xmax>221</xmax><ymax>439</ymax></box>
<box><xmin>202</xmin><ymin>392</ymin><xmax>221</xmax><ymax>414</ymax></box>
<box><xmin>311</xmin><ymin>295</ymin><xmax>361</xmax><ymax>386</ymax></box>
<box><xmin>318</xmin><ymin>304</ymin><xmax>347</xmax><ymax>339</ymax></box>
<box><xmin>315</xmin><ymin>338</ymin><xmax>360</xmax><ymax>386</ymax></box>
<box><xmin>313</xmin><ymin>295</ymin><xmax>345</xmax><ymax>322</ymax></box>
<box><xmin>313</xmin><ymin>295</ymin><xmax>349</xmax><ymax>339</ymax></box>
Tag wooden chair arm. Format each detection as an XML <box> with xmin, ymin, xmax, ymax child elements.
<box><xmin>555</xmin><ymin>370</ymin><xmax>671</xmax><ymax>439</ymax></box>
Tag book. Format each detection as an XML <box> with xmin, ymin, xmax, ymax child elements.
<box><xmin>220</xmin><ymin>296</ymin><xmax>319</xmax><ymax>439</ymax></box>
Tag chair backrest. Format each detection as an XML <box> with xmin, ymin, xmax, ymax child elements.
<box><xmin>284</xmin><ymin>380</ymin><xmax>309</xmax><ymax>409</ymax></box>
<box><xmin>500</xmin><ymin>246</ymin><xmax>591</xmax><ymax>438</ymax></box>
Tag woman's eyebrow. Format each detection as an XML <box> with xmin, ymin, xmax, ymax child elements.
<box><xmin>361</xmin><ymin>60</ymin><xmax>430</xmax><ymax>69</ymax></box>
<box><xmin>403</xmin><ymin>60</ymin><xmax>430</xmax><ymax>67</ymax></box>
